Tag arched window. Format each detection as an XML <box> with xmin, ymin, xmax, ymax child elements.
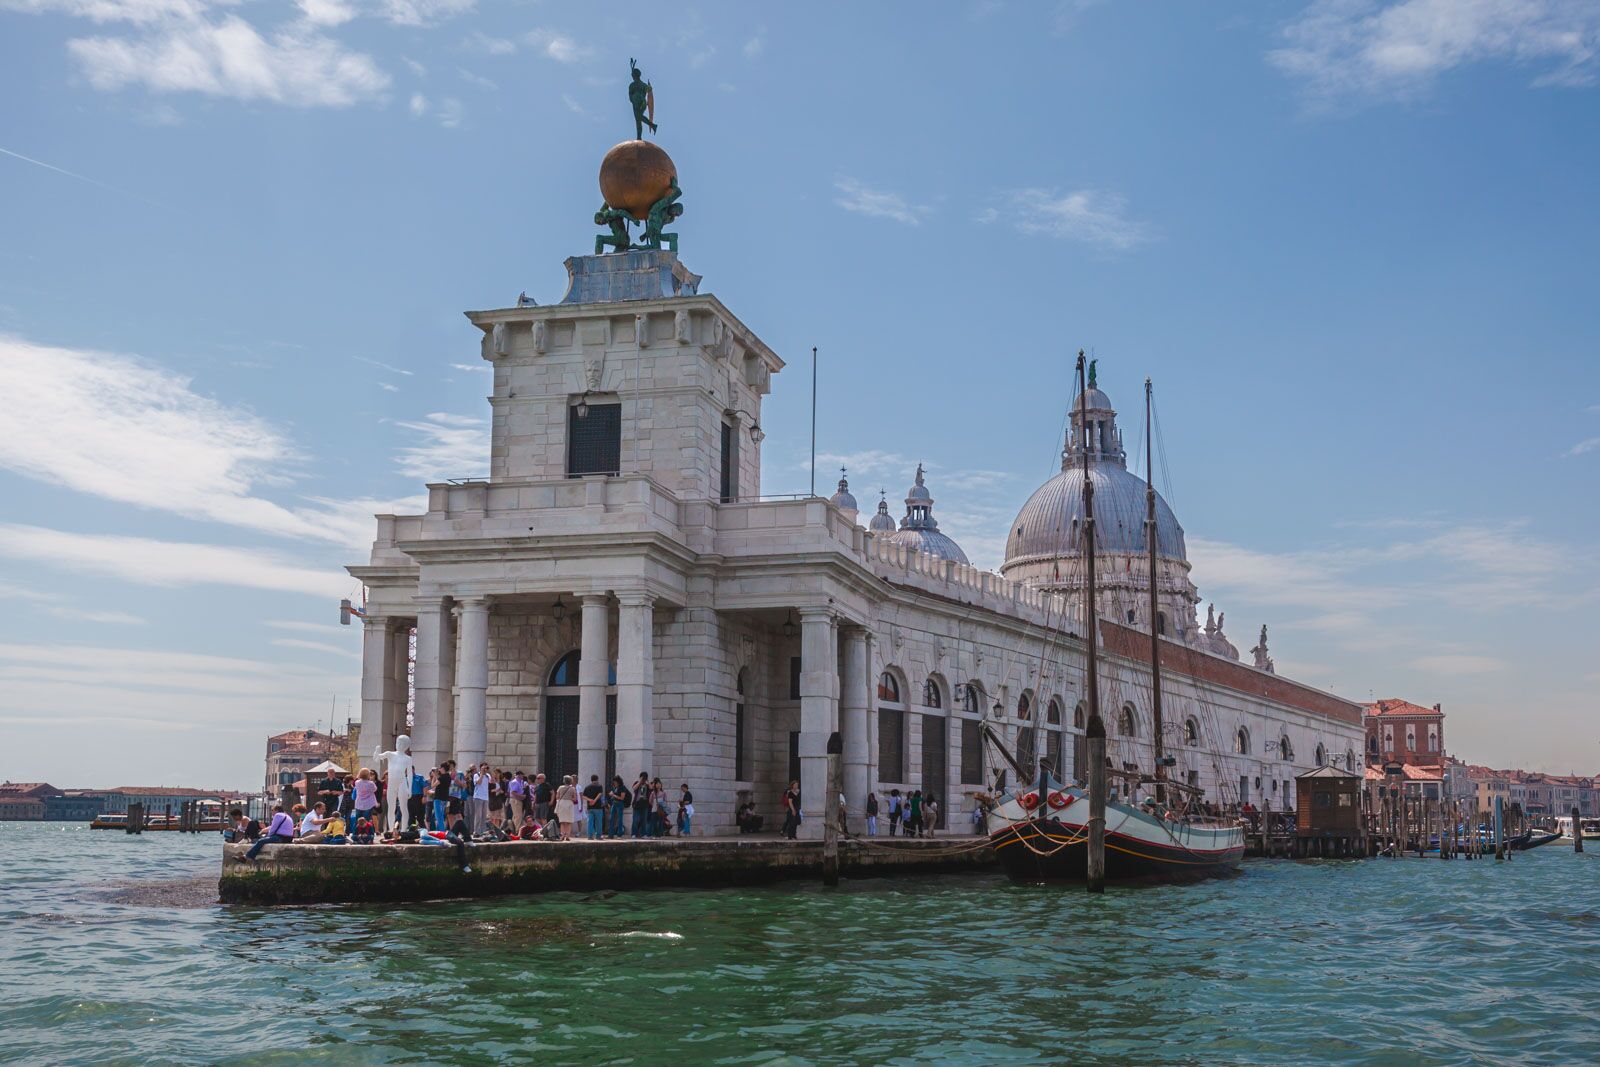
<box><xmin>1184</xmin><ymin>718</ymin><xmax>1199</xmax><ymax>746</ymax></box>
<box><xmin>1315</xmin><ymin>743</ymin><xmax>1326</xmax><ymax>767</ymax></box>
<box><xmin>1280</xmin><ymin>735</ymin><xmax>1294</xmax><ymax>762</ymax></box>
<box><xmin>547</xmin><ymin>650</ymin><xmax>617</xmax><ymax>687</ymax></box>
<box><xmin>960</xmin><ymin>683</ymin><xmax>981</xmax><ymax>714</ymax></box>
<box><xmin>1046</xmin><ymin>698</ymin><xmax>1062</xmax><ymax>726</ymax></box>
<box><xmin>877</xmin><ymin>672</ymin><xmax>901</xmax><ymax>703</ymax></box>
<box><xmin>923</xmin><ymin>678</ymin><xmax>942</xmax><ymax>709</ymax></box>
<box><xmin>1118</xmin><ymin>705</ymin><xmax>1137</xmax><ymax>737</ymax></box>
<box><xmin>1156</xmin><ymin>611</ymin><xmax>1168</xmax><ymax>636</ymax></box>
<box><xmin>1235</xmin><ymin>726</ymin><xmax>1250</xmax><ymax>756</ymax></box>
<box><xmin>1016</xmin><ymin>726</ymin><xmax>1037</xmax><ymax>772</ymax></box>
<box><xmin>545</xmin><ymin>650</ymin><xmax>617</xmax><ymax>782</ymax></box>
<box><xmin>1347</xmin><ymin>748</ymin><xmax>1357</xmax><ymax>769</ymax></box>
<box><xmin>1017</xmin><ymin>692</ymin><xmax>1032</xmax><ymax>720</ymax></box>
<box><xmin>878</xmin><ymin>671</ymin><xmax>907</xmax><ymax>782</ymax></box>
<box><xmin>1074</xmin><ymin>702</ymin><xmax>1085</xmax><ymax>730</ymax></box>
<box><xmin>1126</xmin><ymin>608</ymin><xmax>1137</xmax><ymax>624</ymax></box>
<box><xmin>1368</xmin><ymin>735</ymin><xmax>1379</xmax><ymax>756</ymax></box>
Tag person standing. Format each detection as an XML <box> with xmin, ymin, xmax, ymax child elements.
<box><xmin>607</xmin><ymin>775</ymin><xmax>630</xmax><ymax>838</ymax></box>
<box><xmin>631</xmin><ymin>773</ymin><xmax>652</xmax><ymax>838</ymax></box>
<box><xmin>430</xmin><ymin>767</ymin><xmax>450</xmax><ymax>831</ymax></box>
<box><xmin>470</xmin><ymin>763</ymin><xmax>492</xmax><ymax>834</ymax></box>
<box><xmin>924</xmin><ymin>795</ymin><xmax>939</xmax><ymax>838</ymax></box>
<box><xmin>583</xmin><ymin>775</ymin><xmax>606</xmax><ymax>839</ymax></box>
<box><xmin>907</xmin><ymin>790</ymin><xmax>924</xmax><ymax>838</ymax></box>
<box><xmin>486</xmin><ymin>768</ymin><xmax>506</xmax><ymax>831</ymax></box>
<box><xmin>865</xmin><ymin>791</ymin><xmax>879</xmax><ymax>836</ymax></box>
<box><xmin>555</xmin><ymin>775</ymin><xmax>577</xmax><ymax>840</ymax></box>
<box><xmin>351</xmin><ymin>769</ymin><xmax>380</xmax><ymax>829</ymax></box>
<box><xmin>887</xmin><ymin>789</ymin><xmax>903</xmax><ymax>836</ymax></box>
<box><xmin>780</xmin><ymin>780</ymin><xmax>802</xmax><ymax>840</ymax></box>
<box><xmin>408</xmin><ymin>767</ymin><xmax>427</xmax><ymax>830</ymax></box>
<box><xmin>677</xmin><ymin>783</ymin><xmax>694</xmax><ymax>837</ymax></box>
<box><xmin>508</xmin><ymin>771</ymin><xmax>528</xmax><ymax>827</ymax></box>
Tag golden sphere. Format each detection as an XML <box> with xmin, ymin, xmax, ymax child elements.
<box><xmin>599</xmin><ymin>140</ymin><xmax>677</xmax><ymax>222</ymax></box>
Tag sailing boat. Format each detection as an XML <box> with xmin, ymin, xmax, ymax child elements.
<box><xmin>987</xmin><ymin>356</ymin><xmax>1244</xmax><ymax>883</ymax></box>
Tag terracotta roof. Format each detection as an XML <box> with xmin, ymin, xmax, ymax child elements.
<box><xmin>1363</xmin><ymin>698</ymin><xmax>1441</xmax><ymax>718</ymax></box>
<box><xmin>113</xmin><ymin>786</ymin><xmax>230</xmax><ymax>796</ymax></box>
<box><xmin>0</xmin><ymin>782</ymin><xmax>58</xmax><ymax>797</ymax></box>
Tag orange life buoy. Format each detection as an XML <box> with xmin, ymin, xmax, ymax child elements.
<box><xmin>1047</xmin><ymin>790</ymin><xmax>1071</xmax><ymax>810</ymax></box>
<box><xmin>1019</xmin><ymin>791</ymin><xmax>1041</xmax><ymax>811</ymax></box>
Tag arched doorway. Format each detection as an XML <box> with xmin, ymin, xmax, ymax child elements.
<box><xmin>543</xmin><ymin>650</ymin><xmax>616</xmax><ymax>782</ymax></box>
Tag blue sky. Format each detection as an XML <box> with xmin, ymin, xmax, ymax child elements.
<box><xmin>1</xmin><ymin>0</ymin><xmax>1597</xmax><ymax>790</ymax></box>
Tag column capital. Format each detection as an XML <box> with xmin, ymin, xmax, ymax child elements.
<box><xmin>411</xmin><ymin>594</ymin><xmax>450</xmax><ymax>611</ymax></box>
<box><xmin>579</xmin><ymin>592</ymin><xmax>610</xmax><ymax>605</ymax></box>
<box><xmin>797</xmin><ymin>605</ymin><xmax>835</xmax><ymax>622</ymax></box>
<box><xmin>616</xmin><ymin>591</ymin><xmax>656</xmax><ymax>609</ymax></box>
<box><xmin>457</xmin><ymin>595</ymin><xmax>491</xmax><ymax>610</ymax></box>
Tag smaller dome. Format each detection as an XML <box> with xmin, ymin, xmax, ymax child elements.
<box><xmin>1078</xmin><ymin>386</ymin><xmax>1115</xmax><ymax>412</ymax></box>
<box><xmin>829</xmin><ymin>470</ymin><xmax>858</xmax><ymax>513</ymax></box>
<box><xmin>868</xmin><ymin>494</ymin><xmax>897</xmax><ymax>533</ymax></box>
<box><xmin>884</xmin><ymin>464</ymin><xmax>969</xmax><ymax>565</ymax></box>
<box><xmin>905</xmin><ymin>464</ymin><xmax>933</xmax><ymax>504</ymax></box>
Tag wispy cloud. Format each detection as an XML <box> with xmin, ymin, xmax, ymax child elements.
<box><xmin>380</xmin><ymin>0</ymin><xmax>473</xmax><ymax>27</ymax></box>
<box><xmin>1270</xmin><ymin>0</ymin><xmax>1600</xmax><ymax>105</ymax></box>
<box><xmin>833</xmin><ymin>178</ymin><xmax>929</xmax><ymax>227</ymax></box>
<box><xmin>981</xmin><ymin>188</ymin><xmax>1153</xmax><ymax>249</ymax></box>
<box><xmin>1566</xmin><ymin>436</ymin><xmax>1600</xmax><ymax>456</ymax></box>
<box><xmin>353</xmin><ymin>354</ymin><xmax>412</xmax><ymax>376</ymax></box>
<box><xmin>525</xmin><ymin>28</ymin><xmax>592</xmax><ymax>64</ymax></box>
<box><xmin>395</xmin><ymin>411</ymin><xmax>486</xmax><ymax>482</ymax></box>
<box><xmin>271</xmin><ymin>636</ymin><xmax>360</xmax><ymax>658</ymax></box>
<box><xmin>0</xmin><ymin>144</ymin><xmax>169</xmax><ymax>209</ymax></box>
<box><xmin>449</xmin><ymin>362</ymin><xmax>490</xmax><ymax>374</ymax></box>
<box><xmin>0</xmin><ymin>523</ymin><xmax>348</xmax><ymax>598</ymax></box>
<box><xmin>743</xmin><ymin>30</ymin><xmax>765</xmax><ymax>59</ymax></box>
<box><xmin>1411</xmin><ymin>653</ymin><xmax>1507</xmax><ymax>674</ymax></box>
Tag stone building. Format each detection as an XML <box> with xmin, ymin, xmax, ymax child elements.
<box><xmin>1363</xmin><ymin>698</ymin><xmax>1446</xmax><ymax>770</ymax></box>
<box><xmin>265</xmin><ymin>729</ymin><xmax>340</xmax><ymax>793</ymax></box>
<box><xmin>346</xmin><ymin>238</ymin><xmax>1365</xmax><ymax>836</ymax></box>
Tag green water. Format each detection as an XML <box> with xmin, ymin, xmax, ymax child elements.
<box><xmin>3</xmin><ymin>823</ymin><xmax>1598</xmax><ymax>1065</ymax></box>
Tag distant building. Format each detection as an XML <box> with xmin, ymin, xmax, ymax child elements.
<box><xmin>43</xmin><ymin>791</ymin><xmax>107</xmax><ymax>822</ymax></box>
<box><xmin>265</xmin><ymin>729</ymin><xmax>339</xmax><ymax>793</ymax></box>
<box><xmin>0</xmin><ymin>782</ymin><xmax>56</xmax><ymax>821</ymax></box>
<box><xmin>1363</xmin><ymin>698</ymin><xmax>1445</xmax><ymax>770</ymax></box>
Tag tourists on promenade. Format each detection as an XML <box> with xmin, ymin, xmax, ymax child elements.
<box><xmin>224</xmin><ymin>808</ymin><xmax>260</xmax><ymax>843</ymax></box>
<box><xmin>865</xmin><ymin>791</ymin><xmax>879</xmax><ymax>836</ymax></box>
<box><xmin>887</xmin><ymin>789</ymin><xmax>903</xmax><ymax>835</ymax></box>
<box><xmin>351</xmin><ymin>816</ymin><xmax>376</xmax><ymax>844</ymax></box>
<box><xmin>632</xmin><ymin>772</ymin><xmax>652</xmax><ymax>837</ymax></box>
<box><xmin>906</xmin><ymin>790</ymin><xmax>924</xmax><ymax>838</ymax></box>
<box><xmin>607</xmin><ymin>776</ymin><xmax>630</xmax><ymax>838</ymax></box>
<box><xmin>555</xmin><ymin>775</ymin><xmax>578</xmax><ymax>840</ymax></box>
<box><xmin>583</xmin><ymin>775</ymin><xmax>605</xmax><ymax>839</ymax></box>
<box><xmin>781</xmin><ymin>780</ymin><xmax>801</xmax><ymax>840</ymax></box>
<box><xmin>315</xmin><ymin>771</ymin><xmax>343</xmax><ymax>820</ymax></box>
<box><xmin>517</xmin><ymin>811</ymin><xmax>539</xmax><ymax>840</ymax></box>
<box><xmin>352</xmin><ymin>769</ymin><xmax>380</xmax><ymax>829</ymax></box>
<box><xmin>677</xmin><ymin>783</ymin><xmax>694</xmax><ymax>836</ymax></box>
<box><xmin>486</xmin><ymin>770</ymin><xmax>507</xmax><ymax>831</ymax></box>
<box><xmin>319</xmin><ymin>809</ymin><xmax>349</xmax><ymax>844</ymax></box>
<box><xmin>737</xmin><ymin>800</ymin><xmax>763</xmax><ymax>833</ymax></box>
<box><xmin>508</xmin><ymin>772</ymin><xmax>528</xmax><ymax>825</ymax></box>
<box><xmin>924</xmin><ymin>795</ymin><xmax>939</xmax><ymax>838</ymax></box>
<box><xmin>650</xmin><ymin>778</ymin><xmax>670</xmax><ymax>836</ymax></box>
<box><xmin>242</xmin><ymin>804</ymin><xmax>295</xmax><ymax>860</ymax></box>
<box><xmin>450</xmin><ymin>768</ymin><xmax>469</xmax><ymax>826</ymax></box>
<box><xmin>408</xmin><ymin>768</ymin><xmax>427</xmax><ymax>829</ymax></box>
<box><xmin>298</xmin><ymin>802</ymin><xmax>335</xmax><ymax>843</ymax></box>
<box><xmin>429</xmin><ymin>768</ymin><xmax>449</xmax><ymax>831</ymax></box>
<box><xmin>532</xmin><ymin>773</ymin><xmax>553</xmax><ymax>823</ymax></box>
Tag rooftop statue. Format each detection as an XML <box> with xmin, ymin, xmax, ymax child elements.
<box><xmin>595</xmin><ymin>203</ymin><xmax>632</xmax><ymax>254</ymax></box>
<box><xmin>640</xmin><ymin>177</ymin><xmax>684</xmax><ymax>252</ymax></box>
<box><xmin>629</xmin><ymin>57</ymin><xmax>657</xmax><ymax>140</ymax></box>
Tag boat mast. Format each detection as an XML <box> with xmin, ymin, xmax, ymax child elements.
<box><xmin>1145</xmin><ymin>378</ymin><xmax>1166</xmax><ymax>806</ymax></box>
<box><xmin>1080</xmin><ymin>350</ymin><xmax>1107</xmax><ymax>893</ymax></box>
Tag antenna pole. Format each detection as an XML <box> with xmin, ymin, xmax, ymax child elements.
<box><xmin>1146</xmin><ymin>378</ymin><xmax>1166</xmax><ymax>806</ymax></box>
<box><xmin>1080</xmin><ymin>350</ymin><xmax>1107</xmax><ymax>894</ymax></box>
<box><xmin>810</xmin><ymin>346</ymin><xmax>818</xmax><ymax>497</ymax></box>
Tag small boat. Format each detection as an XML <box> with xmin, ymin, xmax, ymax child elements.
<box><xmin>1555</xmin><ymin>816</ymin><xmax>1600</xmax><ymax>841</ymax></box>
<box><xmin>1513</xmin><ymin>830</ymin><xmax>1561</xmax><ymax>850</ymax></box>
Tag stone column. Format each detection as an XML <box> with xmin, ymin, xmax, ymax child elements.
<box><xmin>359</xmin><ymin>616</ymin><xmax>395</xmax><ymax>770</ymax></box>
<box><xmin>411</xmin><ymin>596</ymin><xmax>452</xmax><ymax>770</ymax></box>
<box><xmin>864</xmin><ymin>631</ymin><xmax>880</xmax><ymax>788</ymax></box>
<box><xmin>386</xmin><ymin>625</ymin><xmax>410</xmax><ymax>743</ymax></box>
<box><xmin>840</xmin><ymin>626</ymin><xmax>870</xmax><ymax>832</ymax></box>
<box><xmin>614</xmin><ymin>593</ymin><xmax>655</xmax><ymax>780</ymax></box>
<box><xmin>454</xmin><ymin>596</ymin><xmax>490</xmax><ymax>767</ymax></box>
<box><xmin>577</xmin><ymin>594</ymin><xmax>612</xmax><ymax>782</ymax></box>
<box><xmin>797</xmin><ymin>608</ymin><xmax>839</xmax><ymax>840</ymax></box>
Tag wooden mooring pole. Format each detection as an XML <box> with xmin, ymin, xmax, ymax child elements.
<box><xmin>1573</xmin><ymin>806</ymin><xmax>1584</xmax><ymax>854</ymax></box>
<box><xmin>1086</xmin><ymin>723</ymin><xmax>1107</xmax><ymax>894</ymax></box>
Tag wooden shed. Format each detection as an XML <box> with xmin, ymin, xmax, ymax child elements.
<box><xmin>1296</xmin><ymin>765</ymin><xmax>1363</xmax><ymax>836</ymax></box>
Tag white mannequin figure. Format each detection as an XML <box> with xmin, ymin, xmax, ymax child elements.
<box><xmin>373</xmin><ymin>734</ymin><xmax>416</xmax><ymax>832</ymax></box>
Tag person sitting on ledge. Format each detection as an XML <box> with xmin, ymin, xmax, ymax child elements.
<box><xmin>297</xmin><ymin>802</ymin><xmax>333</xmax><ymax>843</ymax></box>
<box><xmin>318</xmin><ymin>810</ymin><xmax>349</xmax><ymax>844</ymax></box>
<box><xmin>737</xmin><ymin>802</ymin><xmax>763</xmax><ymax>834</ymax></box>
<box><xmin>223</xmin><ymin>808</ymin><xmax>260</xmax><ymax>843</ymax></box>
<box><xmin>351</xmin><ymin>816</ymin><xmax>376</xmax><ymax>844</ymax></box>
<box><xmin>241</xmin><ymin>804</ymin><xmax>295</xmax><ymax>860</ymax></box>
<box><xmin>517</xmin><ymin>813</ymin><xmax>540</xmax><ymax>840</ymax></box>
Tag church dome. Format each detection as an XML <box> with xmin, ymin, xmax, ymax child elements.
<box><xmin>1001</xmin><ymin>371</ymin><xmax>1187</xmax><ymax>574</ymax></box>
<box><xmin>884</xmin><ymin>465</ymin><xmax>969</xmax><ymax>565</ymax></box>
<box><xmin>828</xmin><ymin>470</ymin><xmax>858</xmax><ymax>522</ymax></box>
<box><xmin>868</xmin><ymin>494</ymin><xmax>897</xmax><ymax>533</ymax></box>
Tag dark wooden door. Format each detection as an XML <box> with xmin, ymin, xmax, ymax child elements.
<box><xmin>544</xmin><ymin>694</ymin><xmax>579</xmax><ymax>781</ymax></box>
<box><xmin>921</xmin><ymin>715</ymin><xmax>947</xmax><ymax>828</ymax></box>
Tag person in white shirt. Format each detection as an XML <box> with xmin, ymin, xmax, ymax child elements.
<box><xmin>298</xmin><ymin>802</ymin><xmax>333</xmax><ymax>843</ymax></box>
<box><xmin>470</xmin><ymin>763</ymin><xmax>492</xmax><ymax>834</ymax></box>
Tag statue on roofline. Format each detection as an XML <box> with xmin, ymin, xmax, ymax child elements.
<box><xmin>594</xmin><ymin>203</ymin><xmax>632</xmax><ymax>254</ymax></box>
<box><xmin>629</xmin><ymin>58</ymin><xmax>657</xmax><ymax>140</ymax></box>
<box><xmin>640</xmin><ymin>177</ymin><xmax>684</xmax><ymax>252</ymax></box>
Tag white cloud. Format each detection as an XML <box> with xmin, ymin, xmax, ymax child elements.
<box><xmin>743</xmin><ymin>31</ymin><xmax>765</xmax><ymax>59</ymax></box>
<box><xmin>297</xmin><ymin>0</ymin><xmax>354</xmax><ymax>27</ymax></box>
<box><xmin>462</xmin><ymin>29</ymin><xmax>514</xmax><ymax>55</ymax></box>
<box><xmin>379</xmin><ymin>381</ymin><xmax>399</xmax><ymax>392</ymax></box>
<box><xmin>1271</xmin><ymin>0</ymin><xmax>1600</xmax><ymax>103</ymax></box>
<box><xmin>0</xmin><ymin>523</ymin><xmax>349</xmax><ymax>598</ymax></box>
<box><xmin>1411</xmin><ymin>653</ymin><xmax>1508</xmax><ymax>674</ymax></box>
<box><xmin>561</xmin><ymin>92</ymin><xmax>586</xmax><ymax>116</ymax></box>
<box><xmin>449</xmin><ymin>362</ymin><xmax>491</xmax><ymax>373</ymax></box>
<box><xmin>53</xmin><ymin>606</ymin><xmax>148</xmax><ymax>624</ymax></box>
<box><xmin>353</xmin><ymin>354</ymin><xmax>413</xmax><ymax>375</ymax></box>
<box><xmin>409</xmin><ymin>90</ymin><xmax>427</xmax><ymax>116</ymax></box>
<box><xmin>380</xmin><ymin>0</ymin><xmax>472</xmax><ymax>27</ymax></box>
<box><xmin>526</xmin><ymin>28</ymin><xmax>592</xmax><ymax>63</ymax></box>
<box><xmin>394</xmin><ymin>411</ymin><xmax>486</xmax><ymax>482</ymax></box>
<box><xmin>272</xmin><ymin>636</ymin><xmax>359</xmax><ymax>658</ymax></box>
<box><xmin>1566</xmin><ymin>436</ymin><xmax>1600</xmax><ymax>456</ymax></box>
<box><xmin>984</xmin><ymin>188</ymin><xmax>1153</xmax><ymax>249</ymax></box>
<box><xmin>0</xmin><ymin>334</ymin><xmax>393</xmax><ymax>545</ymax></box>
<box><xmin>434</xmin><ymin>95</ymin><xmax>462</xmax><ymax>127</ymax></box>
<box><xmin>833</xmin><ymin>178</ymin><xmax>929</xmax><ymax>227</ymax></box>
<box><xmin>266</xmin><ymin>619</ymin><xmax>348</xmax><ymax>636</ymax></box>
<box><xmin>0</xmin><ymin>1</ymin><xmax>211</xmax><ymax>23</ymax></box>
<box><xmin>67</xmin><ymin>13</ymin><xmax>391</xmax><ymax>108</ymax></box>
<box><xmin>456</xmin><ymin>67</ymin><xmax>495</xmax><ymax>90</ymax></box>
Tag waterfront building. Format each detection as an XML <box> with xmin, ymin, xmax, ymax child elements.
<box><xmin>343</xmin><ymin>234</ymin><xmax>1366</xmax><ymax>836</ymax></box>
<box><xmin>1363</xmin><ymin>698</ymin><xmax>1446</xmax><ymax>770</ymax></box>
<box><xmin>0</xmin><ymin>782</ymin><xmax>54</xmax><ymax>820</ymax></box>
<box><xmin>265</xmin><ymin>728</ymin><xmax>341</xmax><ymax>793</ymax></box>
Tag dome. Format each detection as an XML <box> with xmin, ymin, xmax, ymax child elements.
<box><xmin>1001</xmin><ymin>370</ymin><xmax>1187</xmax><ymax>573</ymax></box>
<box><xmin>868</xmin><ymin>494</ymin><xmax>897</xmax><ymax>533</ymax></box>
<box><xmin>1003</xmin><ymin>465</ymin><xmax>1187</xmax><ymax>565</ymax></box>
<box><xmin>884</xmin><ymin>464</ymin><xmax>970</xmax><ymax>565</ymax></box>
<box><xmin>829</xmin><ymin>471</ymin><xmax>859</xmax><ymax>523</ymax></box>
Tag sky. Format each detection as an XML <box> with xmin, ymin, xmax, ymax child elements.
<box><xmin>1</xmin><ymin>0</ymin><xmax>1597</xmax><ymax>790</ymax></box>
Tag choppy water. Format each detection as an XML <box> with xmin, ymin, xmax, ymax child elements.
<box><xmin>3</xmin><ymin>822</ymin><xmax>1599</xmax><ymax>1065</ymax></box>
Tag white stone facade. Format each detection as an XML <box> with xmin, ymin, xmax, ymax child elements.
<box><xmin>349</xmin><ymin>255</ymin><xmax>1364</xmax><ymax>837</ymax></box>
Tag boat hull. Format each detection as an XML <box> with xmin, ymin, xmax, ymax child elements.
<box><xmin>991</xmin><ymin>816</ymin><xmax>1244</xmax><ymax>884</ymax></box>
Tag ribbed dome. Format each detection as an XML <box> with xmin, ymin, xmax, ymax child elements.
<box><xmin>1004</xmin><ymin>465</ymin><xmax>1186</xmax><ymax>564</ymax></box>
<box><xmin>828</xmin><ymin>471</ymin><xmax>858</xmax><ymax>514</ymax></box>
<box><xmin>887</xmin><ymin>526</ymin><xmax>970</xmax><ymax>564</ymax></box>
<box><xmin>868</xmin><ymin>496</ymin><xmax>897</xmax><ymax>533</ymax></box>
<box><xmin>878</xmin><ymin>465</ymin><xmax>970</xmax><ymax>565</ymax></box>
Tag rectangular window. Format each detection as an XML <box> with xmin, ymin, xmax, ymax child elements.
<box><xmin>1073</xmin><ymin>733</ymin><xmax>1088</xmax><ymax>783</ymax></box>
<box><xmin>1048</xmin><ymin>730</ymin><xmax>1064</xmax><ymax>779</ymax></box>
<box><xmin>567</xmin><ymin>402</ymin><xmax>621</xmax><ymax>477</ymax></box>
<box><xmin>789</xmin><ymin>656</ymin><xmax>801</xmax><ymax>700</ymax></box>
<box><xmin>719</xmin><ymin>418</ymin><xmax>739</xmax><ymax>502</ymax></box>
<box><xmin>960</xmin><ymin>719</ymin><xmax>982</xmax><ymax>784</ymax></box>
<box><xmin>788</xmin><ymin>731</ymin><xmax>800</xmax><ymax>787</ymax></box>
<box><xmin>878</xmin><ymin>708</ymin><xmax>905</xmax><ymax>783</ymax></box>
<box><xmin>735</xmin><ymin>701</ymin><xmax>746</xmax><ymax>781</ymax></box>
